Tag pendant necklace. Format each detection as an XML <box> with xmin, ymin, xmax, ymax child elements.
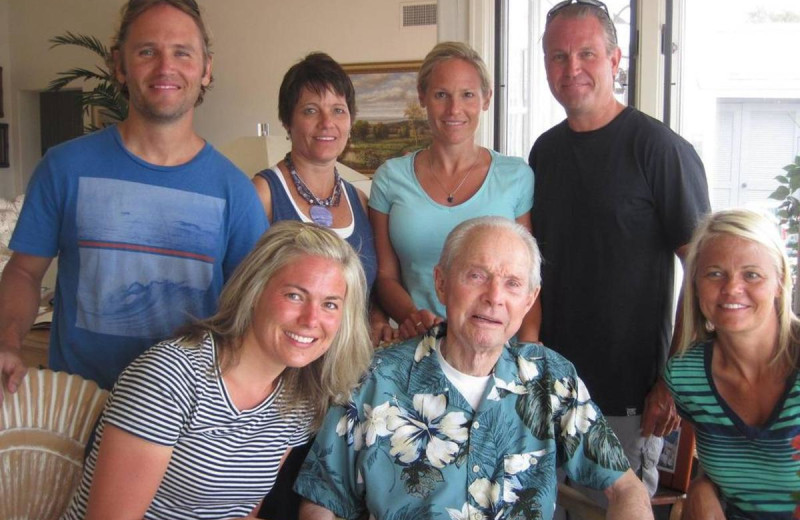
<box><xmin>427</xmin><ymin>147</ymin><xmax>482</xmax><ymax>204</ymax></box>
<box><xmin>285</xmin><ymin>152</ymin><xmax>342</xmax><ymax>227</ymax></box>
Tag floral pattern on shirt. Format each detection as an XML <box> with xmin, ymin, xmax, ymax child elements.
<box><xmin>296</xmin><ymin>323</ymin><xmax>628</xmax><ymax>520</ymax></box>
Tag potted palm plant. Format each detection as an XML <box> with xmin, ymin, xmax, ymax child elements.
<box><xmin>47</xmin><ymin>32</ymin><xmax>128</xmax><ymax>131</ymax></box>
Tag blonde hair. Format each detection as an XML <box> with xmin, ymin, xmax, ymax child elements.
<box><xmin>679</xmin><ymin>208</ymin><xmax>800</xmax><ymax>369</ymax></box>
<box><xmin>417</xmin><ymin>41</ymin><xmax>491</xmax><ymax>96</ymax></box>
<box><xmin>180</xmin><ymin>221</ymin><xmax>372</xmax><ymax>428</ymax></box>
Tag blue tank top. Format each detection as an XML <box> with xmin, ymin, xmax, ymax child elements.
<box><xmin>255</xmin><ymin>168</ymin><xmax>377</xmax><ymax>291</ymax></box>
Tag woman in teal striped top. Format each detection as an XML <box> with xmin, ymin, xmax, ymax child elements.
<box><xmin>664</xmin><ymin>208</ymin><xmax>800</xmax><ymax>519</ymax></box>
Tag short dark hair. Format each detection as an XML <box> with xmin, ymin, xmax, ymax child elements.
<box><xmin>278</xmin><ymin>52</ymin><xmax>356</xmax><ymax>128</ymax></box>
<box><xmin>108</xmin><ymin>0</ymin><xmax>213</xmax><ymax>106</ymax></box>
<box><xmin>544</xmin><ymin>3</ymin><xmax>618</xmax><ymax>55</ymax></box>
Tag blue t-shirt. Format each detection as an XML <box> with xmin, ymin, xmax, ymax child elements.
<box><xmin>10</xmin><ymin>126</ymin><xmax>268</xmax><ymax>388</ymax></box>
<box><xmin>369</xmin><ymin>150</ymin><xmax>533</xmax><ymax>317</ymax></box>
<box><xmin>254</xmin><ymin>167</ymin><xmax>376</xmax><ymax>291</ymax></box>
<box><xmin>294</xmin><ymin>323</ymin><xmax>628</xmax><ymax>520</ymax></box>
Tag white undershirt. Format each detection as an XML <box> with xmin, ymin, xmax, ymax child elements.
<box><xmin>269</xmin><ymin>163</ymin><xmax>355</xmax><ymax>238</ymax></box>
<box><xmin>436</xmin><ymin>341</ymin><xmax>491</xmax><ymax>411</ymax></box>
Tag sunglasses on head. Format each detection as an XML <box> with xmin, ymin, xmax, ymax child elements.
<box><xmin>127</xmin><ymin>0</ymin><xmax>200</xmax><ymax>16</ymax></box>
<box><xmin>546</xmin><ymin>0</ymin><xmax>617</xmax><ymax>44</ymax></box>
<box><xmin>547</xmin><ymin>0</ymin><xmax>610</xmax><ymax>19</ymax></box>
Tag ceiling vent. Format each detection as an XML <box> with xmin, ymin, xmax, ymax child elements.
<box><xmin>402</xmin><ymin>2</ymin><xmax>437</xmax><ymax>27</ymax></box>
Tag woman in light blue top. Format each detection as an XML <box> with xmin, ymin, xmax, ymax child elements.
<box><xmin>369</xmin><ymin>42</ymin><xmax>534</xmax><ymax>340</ymax></box>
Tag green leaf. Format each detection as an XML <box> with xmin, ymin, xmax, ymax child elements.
<box><xmin>769</xmin><ymin>186</ymin><xmax>791</xmax><ymax>200</ymax></box>
<box><xmin>583</xmin><ymin>419</ymin><xmax>630</xmax><ymax>471</ymax></box>
<box><xmin>790</xmin><ymin>175</ymin><xmax>800</xmax><ymax>192</ymax></box>
<box><xmin>47</xmin><ymin>31</ymin><xmax>128</xmax><ymax>132</ymax></box>
<box><xmin>49</xmin><ymin>32</ymin><xmax>110</xmax><ymax>60</ymax></box>
<box><xmin>775</xmin><ymin>175</ymin><xmax>789</xmax><ymax>184</ymax></box>
<box><xmin>400</xmin><ymin>460</ymin><xmax>443</xmax><ymax>498</ymax></box>
<box><xmin>515</xmin><ymin>378</ymin><xmax>553</xmax><ymax>440</ymax></box>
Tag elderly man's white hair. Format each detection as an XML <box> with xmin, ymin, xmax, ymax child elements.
<box><xmin>437</xmin><ymin>216</ymin><xmax>541</xmax><ymax>290</ymax></box>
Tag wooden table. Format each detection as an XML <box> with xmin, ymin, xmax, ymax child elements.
<box><xmin>21</xmin><ymin>328</ymin><xmax>49</xmax><ymax>369</ymax></box>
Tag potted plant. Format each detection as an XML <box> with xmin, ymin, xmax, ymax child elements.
<box><xmin>47</xmin><ymin>32</ymin><xmax>128</xmax><ymax>131</ymax></box>
<box><xmin>768</xmin><ymin>154</ymin><xmax>800</xmax><ymax>312</ymax></box>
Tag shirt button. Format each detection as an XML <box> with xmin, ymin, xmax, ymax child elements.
<box><xmin>472</xmin><ymin>465</ymin><xmax>480</xmax><ymax>473</ymax></box>
<box><xmin>473</xmin><ymin>421</ymin><xmax>480</xmax><ymax>429</ymax></box>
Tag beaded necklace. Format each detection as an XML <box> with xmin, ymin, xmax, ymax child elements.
<box><xmin>284</xmin><ymin>152</ymin><xmax>342</xmax><ymax>227</ymax></box>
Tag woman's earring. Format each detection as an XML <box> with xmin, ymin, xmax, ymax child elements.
<box><xmin>704</xmin><ymin>320</ymin><xmax>715</xmax><ymax>333</ymax></box>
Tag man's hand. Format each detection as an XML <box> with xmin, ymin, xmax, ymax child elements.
<box><xmin>0</xmin><ymin>346</ymin><xmax>27</xmax><ymax>401</ymax></box>
<box><xmin>371</xmin><ymin>320</ymin><xmax>399</xmax><ymax>347</ymax></box>
<box><xmin>681</xmin><ymin>475</ymin><xmax>725</xmax><ymax>520</ymax></box>
<box><xmin>641</xmin><ymin>377</ymin><xmax>680</xmax><ymax>437</ymax></box>
<box><xmin>369</xmin><ymin>305</ymin><xmax>400</xmax><ymax>347</ymax></box>
<box><xmin>398</xmin><ymin>309</ymin><xmax>442</xmax><ymax>340</ymax></box>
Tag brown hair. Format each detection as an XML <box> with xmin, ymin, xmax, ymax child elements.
<box><xmin>544</xmin><ymin>3</ymin><xmax>618</xmax><ymax>55</ymax></box>
<box><xmin>108</xmin><ymin>0</ymin><xmax>213</xmax><ymax>105</ymax></box>
<box><xmin>278</xmin><ymin>52</ymin><xmax>356</xmax><ymax>129</ymax></box>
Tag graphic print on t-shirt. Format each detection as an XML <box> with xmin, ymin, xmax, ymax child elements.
<box><xmin>75</xmin><ymin>177</ymin><xmax>224</xmax><ymax>338</ymax></box>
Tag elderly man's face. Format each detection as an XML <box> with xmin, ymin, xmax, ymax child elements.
<box><xmin>434</xmin><ymin>227</ymin><xmax>538</xmax><ymax>355</ymax></box>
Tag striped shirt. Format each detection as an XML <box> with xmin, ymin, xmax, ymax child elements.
<box><xmin>63</xmin><ymin>332</ymin><xmax>313</xmax><ymax>520</ymax></box>
<box><xmin>665</xmin><ymin>341</ymin><xmax>800</xmax><ymax>519</ymax></box>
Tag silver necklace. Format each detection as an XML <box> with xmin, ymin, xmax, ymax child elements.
<box><xmin>427</xmin><ymin>147</ymin><xmax>482</xmax><ymax>204</ymax></box>
<box><xmin>284</xmin><ymin>153</ymin><xmax>341</xmax><ymax>227</ymax></box>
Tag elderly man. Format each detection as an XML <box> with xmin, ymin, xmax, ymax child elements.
<box><xmin>295</xmin><ymin>216</ymin><xmax>653</xmax><ymax>520</ymax></box>
<box><xmin>528</xmin><ymin>0</ymin><xmax>710</xmax><ymax>496</ymax></box>
<box><xmin>0</xmin><ymin>0</ymin><xmax>267</xmax><ymax>394</ymax></box>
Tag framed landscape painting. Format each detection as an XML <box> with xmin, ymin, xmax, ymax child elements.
<box><xmin>341</xmin><ymin>61</ymin><xmax>431</xmax><ymax>175</ymax></box>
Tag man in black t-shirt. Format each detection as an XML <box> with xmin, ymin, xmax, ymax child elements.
<box><xmin>528</xmin><ymin>0</ymin><xmax>710</xmax><ymax>498</ymax></box>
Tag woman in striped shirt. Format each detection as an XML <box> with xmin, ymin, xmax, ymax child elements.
<box><xmin>63</xmin><ymin>221</ymin><xmax>373</xmax><ymax>520</ymax></box>
<box><xmin>665</xmin><ymin>209</ymin><xmax>800</xmax><ymax>519</ymax></box>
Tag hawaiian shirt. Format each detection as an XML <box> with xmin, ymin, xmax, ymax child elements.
<box><xmin>294</xmin><ymin>324</ymin><xmax>629</xmax><ymax>520</ymax></box>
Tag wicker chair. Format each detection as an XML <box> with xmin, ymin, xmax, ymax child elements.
<box><xmin>0</xmin><ymin>368</ymin><xmax>109</xmax><ymax>520</ymax></box>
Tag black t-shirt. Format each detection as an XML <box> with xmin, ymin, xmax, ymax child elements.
<box><xmin>529</xmin><ymin>106</ymin><xmax>710</xmax><ymax>415</ymax></box>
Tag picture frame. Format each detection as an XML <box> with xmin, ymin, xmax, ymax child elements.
<box><xmin>340</xmin><ymin>61</ymin><xmax>431</xmax><ymax>175</ymax></box>
<box><xmin>0</xmin><ymin>123</ymin><xmax>8</xmax><ymax>168</ymax></box>
<box><xmin>656</xmin><ymin>422</ymin><xmax>696</xmax><ymax>492</ymax></box>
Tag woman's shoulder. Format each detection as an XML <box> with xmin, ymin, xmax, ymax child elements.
<box><xmin>122</xmin><ymin>333</ymin><xmax>215</xmax><ymax>386</ymax></box>
<box><xmin>374</xmin><ymin>151</ymin><xmax>418</xmax><ymax>179</ymax></box>
<box><xmin>665</xmin><ymin>341</ymin><xmax>709</xmax><ymax>380</ymax></box>
<box><xmin>488</xmin><ymin>150</ymin><xmax>533</xmax><ymax>177</ymax></box>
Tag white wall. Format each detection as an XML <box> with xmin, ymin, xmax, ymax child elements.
<box><xmin>0</xmin><ymin>0</ymin><xmax>17</xmax><ymax>196</ymax></box>
<box><xmin>1</xmin><ymin>0</ymin><xmax>436</xmax><ymax>198</ymax></box>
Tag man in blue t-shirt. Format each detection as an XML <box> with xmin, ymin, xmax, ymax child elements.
<box><xmin>0</xmin><ymin>0</ymin><xmax>267</xmax><ymax>394</ymax></box>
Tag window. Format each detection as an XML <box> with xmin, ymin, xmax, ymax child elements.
<box><xmin>671</xmin><ymin>0</ymin><xmax>800</xmax><ymax>212</ymax></box>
